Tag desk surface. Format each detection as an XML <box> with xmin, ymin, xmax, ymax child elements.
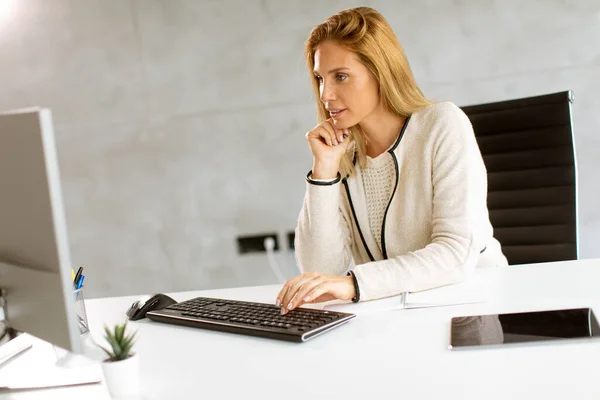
<box><xmin>2</xmin><ymin>259</ymin><xmax>600</xmax><ymax>400</ymax></box>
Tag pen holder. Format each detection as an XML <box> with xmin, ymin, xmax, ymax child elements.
<box><xmin>74</xmin><ymin>287</ymin><xmax>90</xmax><ymax>336</ymax></box>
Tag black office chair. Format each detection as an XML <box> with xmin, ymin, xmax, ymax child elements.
<box><xmin>462</xmin><ymin>92</ymin><xmax>579</xmax><ymax>339</ymax></box>
<box><xmin>461</xmin><ymin>91</ymin><xmax>578</xmax><ymax>266</ymax></box>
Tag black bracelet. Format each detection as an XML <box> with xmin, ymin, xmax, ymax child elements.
<box><xmin>305</xmin><ymin>170</ymin><xmax>341</xmax><ymax>186</ymax></box>
<box><xmin>347</xmin><ymin>271</ymin><xmax>360</xmax><ymax>303</ymax></box>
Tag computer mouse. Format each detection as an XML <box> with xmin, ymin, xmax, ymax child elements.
<box><xmin>126</xmin><ymin>293</ymin><xmax>178</xmax><ymax>321</ymax></box>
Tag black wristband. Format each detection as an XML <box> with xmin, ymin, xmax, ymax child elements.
<box><xmin>306</xmin><ymin>170</ymin><xmax>341</xmax><ymax>186</ymax></box>
<box><xmin>347</xmin><ymin>271</ymin><xmax>360</xmax><ymax>303</ymax></box>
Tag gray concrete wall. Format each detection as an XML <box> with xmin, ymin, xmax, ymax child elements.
<box><xmin>1</xmin><ymin>0</ymin><xmax>598</xmax><ymax>298</ymax></box>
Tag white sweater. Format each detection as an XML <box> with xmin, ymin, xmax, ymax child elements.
<box><xmin>295</xmin><ymin>102</ymin><xmax>508</xmax><ymax>302</ymax></box>
<box><xmin>362</xmin><ymin>146</ymin><xmax>397</xmax><ymax>251</ymax></box>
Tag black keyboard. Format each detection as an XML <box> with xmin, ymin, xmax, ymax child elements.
<box><xmin>146</xmin><ymin>296</ymin><xmax>355</xmax><ymax>342</ymax></box>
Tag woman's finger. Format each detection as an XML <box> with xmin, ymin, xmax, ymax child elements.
<box><xmin>306</xmin><ymin>126</ymin><xmax>332</xmax><ymax>146</ymax></box>
<box><xmin>276</xmin><ymin>275</ymin><xmax>304</xmax><ymax>307</ymax></box>
<box><xmin>281</xmin><ymin>273</ymin><xmax>320</xmax><ymax>313</ymax></box>
<box><xmin>309</xmin><ymin>126</ymin><xmax>333</xmax><ymax>147</ymax></box>
<box><xmin>281</xmin><ymin>273</ymin><xmax>318</xmax><ymax>312</ymax></box>
<box><xmin>323</xmin><ymin>120</ymin><xmax>345</xmax><ymax>145</ymax></box>
<box><xmin>318</xmin><ymin>124</ymin><xmax>337</xmax><ymax>146</ymax></box>
<box><xmin>276</xmin><ymin>280</ymin><xmax>291</xmax><ymax>307</ymax></box>
<box><xmin>287</xmin><ymin>276</ymin><xmax>326</xmax><ymax>311</ymax></box>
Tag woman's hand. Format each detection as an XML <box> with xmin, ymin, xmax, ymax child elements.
<box><xmin>306</xmin><ymin>119</ymin><xmax>353</xmax><ymax>179</ymax></box>
<box><xmin>275</xmin><ymin>272</ymin><xmax>356</xmax><ymax>315</ymax></box>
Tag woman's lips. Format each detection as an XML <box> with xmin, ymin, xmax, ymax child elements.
<box><xmin>329</xmin><ymin>109</ymin><xmax>346</xmax><ymax>118</ymax></box>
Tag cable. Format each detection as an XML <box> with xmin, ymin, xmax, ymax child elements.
<box><xmin>264</xmin><ymin>237</ymin><xmax>286</xmax><ymax>283</ymax></box>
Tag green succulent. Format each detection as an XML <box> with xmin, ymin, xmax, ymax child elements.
<box><xmin>99</xmin><ymin>322</ymin><xmax>137</xmax><ymax>362</ymax></box>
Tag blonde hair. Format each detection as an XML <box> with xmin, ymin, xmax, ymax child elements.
<box><xmin>305</xmin><ymin>7</ymin><xmax>433</xmax><ymax>177</ymax></box>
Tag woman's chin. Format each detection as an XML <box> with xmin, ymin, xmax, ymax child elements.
<box><xmin>331</xmin><ymin>118</ymin><xmax>352</xmax><ymax>130</ymax></box>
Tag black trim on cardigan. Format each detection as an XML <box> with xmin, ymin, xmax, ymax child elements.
<box><xmin>389</xmin><ymin>115</ymin><xmax>412</xmax><ymax>152</ymax></box>
<box><xmin>347</xmin><ymin>270</ymin><xmax>360</xmax><ymax>303</ymax></box>
<box><xmin>306</xmin><ymin>171</ymin><xmax>341</xmax><ymax>186</ymax></box>
<box><xmin>381</xmin><ymin>116</ymin><xmax>411</xmax><ymax>259</ymax></box>
<box><xmin>342</xmin><ymin>178</ymin><xmax>375</xmax><ymax>262</ymax></box>
<box><xmin>381</xmin><ymin>154</ymin><xmax>399</xmax><ymax>259</ymax></box>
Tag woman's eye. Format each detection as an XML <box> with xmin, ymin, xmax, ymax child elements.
<box><xmin>315</xmin><ymin>76</ymin><xmax>323</xmax><ymax>83</ymax></box>
<box><xmin>336</xmin><ymin>74</ymin><xmax>347</xmax><ymax>81</ymax></box>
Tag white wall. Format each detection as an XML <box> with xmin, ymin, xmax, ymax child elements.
<box><xmin>0</xmin><ymin>0</ymin><xmax>598</xmax><ymax>298</ymax></box>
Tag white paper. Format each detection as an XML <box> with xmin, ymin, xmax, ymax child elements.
<box><xmin>0</xmin><ymin>332</ymin><xmax>33</xmax><ymax>366</ymax></box>
<box><xmin>0</xmin><ymin>334</ymin><xmax>102</xmax><ymax>391</ymax></box>
<box><xmin>322</xmin><ymin>292</ymin><xmax>486</xmax><ymax>315</ymax></box>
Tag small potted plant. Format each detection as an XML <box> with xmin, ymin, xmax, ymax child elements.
<box><xmin>98</xmin><ymin>322</ymin><xmax>140</xmax><ymax>398</ymax></box>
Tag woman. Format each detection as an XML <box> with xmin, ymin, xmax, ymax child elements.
<box><xmin>276</xmin><ymin>7</ymin><xmax>508</xmax><ymax>315</ymax></box>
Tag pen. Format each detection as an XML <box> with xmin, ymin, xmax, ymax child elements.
<box><xmin>76</xmin><ymin>275</ymin><xmax>85</xmax><ymax>290</ymax></box>
<box><xmin>73</xmin><ymin>267</ymin><xmax>83</xmax><ymax>288</ymax></box>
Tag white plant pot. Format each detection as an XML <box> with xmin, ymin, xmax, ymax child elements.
<box><xmin>101</xmin><ymin>353</ymin><xmax>140</xmax><ymax>398</ymax></box>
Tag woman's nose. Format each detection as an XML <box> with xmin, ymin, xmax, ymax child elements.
<box><xmin>320</xmin><ymin>83</ymin><xmax>336</xmax><ymax>103</ymax></box>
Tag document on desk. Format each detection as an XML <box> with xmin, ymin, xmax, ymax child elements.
<box><xmin>322</xmin><ymin>296</ymin><xmax>485</xmax><ymax>315</ymax></box>
<box><xmin>0</xmin><ymin>332</ymin><xmax>33</xmax><ymax>367</ymax></box>
<box><xmin>320</xmin><ymin>282</ymin><xmax>487</xmax><ymax>315</ymax></box>
<box><xmin>0</xmin><ymin>333</ymin><xmax>102</xmax><ymax>392</ymax></box>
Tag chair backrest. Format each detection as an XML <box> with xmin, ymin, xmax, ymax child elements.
<box><xmin>461</xmin><ymin>91</ymin><xmax>578</xmax><ymax>265</ymax></box>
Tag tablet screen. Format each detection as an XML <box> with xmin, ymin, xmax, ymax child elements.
<box><xmin>449</xmin><ymin>308</ymin><xmax>600</xmax><ymax>349</ymax></box>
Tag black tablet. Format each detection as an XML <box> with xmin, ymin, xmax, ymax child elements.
<box><xmin>449</xmin><ymin>308</ymin><xmax>600</xmax><ymax>350</ymax></box>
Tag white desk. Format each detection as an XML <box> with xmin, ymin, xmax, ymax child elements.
<box><xmin>2</xmin><ymin>258</ymin><xmax>600</xmax><ymax>399</ymax></box>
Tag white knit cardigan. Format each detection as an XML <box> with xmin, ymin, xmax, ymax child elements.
<box><xmin>295</xmin><ymin>102</ymin><xmax>508</xmax><ymax>301</ymax></box>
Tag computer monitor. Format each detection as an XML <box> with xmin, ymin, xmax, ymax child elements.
<box><xmin>0</xmin><ymin>107</ymin><xmax>83</xmax><ymax>354</ymax></box>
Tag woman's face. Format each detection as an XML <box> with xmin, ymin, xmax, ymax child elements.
<box><xmin>313</xmin><ymin>41</ymin><xmax>380</xmax><ymax>129</ymax></box>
